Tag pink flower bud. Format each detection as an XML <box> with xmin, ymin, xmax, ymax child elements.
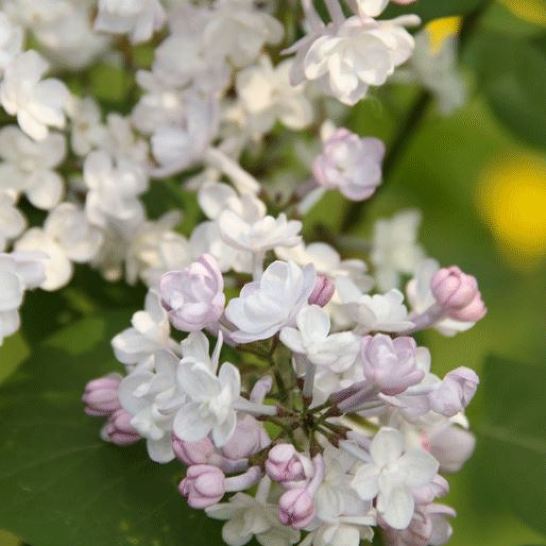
<box><xmin>222</xmin><ymin>415</ymin><xmax>270</xmax><ymax>460</ymax></box>
<box><xmin>159</xmin><ymin>254</ymin><xmax>225</xmax><ymax>332</ymax></box>
<box><xmin>82</xmin><ymin>373</ymin><xmax>122</xmax><ymax>416</ymax></box>
<box><xmin>449</xmin><ymin>294</ymin><xmax>487</xmax><ymax>322</ymax></box>
<box><xmin>431</xmin><ymin>266</ymin><xmax>486</xmax><ymax>322</ymax></box>
<box><xmin>278</xmin><ymin>487</ymin><xmax>315</xmax><ymax>529</ymax></box>
<box><xmin>101</xmin><ymin>409</ymin><xmax>140</xmax><ymax>446</ymax></box>
<box><xmin>266</xmin><ymin>444</ymin><xmax>306</xmax><ymax>483</ymax></box>
<box><xmin>308</xmin><ymin>274</ymin><xmax>335</xmax><ymax>307</ymax></box>
<box><xmin>313</xmin><ymin>128</ymin><xmax>384</xmax><ymax>201</ymax></box>
<box><xmin>173</xmin><ymin>437</ymin><xmax>215</xmax><ymax>466</ymax></box>
<box><xmin>361</xmin><ymin>334</ymin><xmax>425</xmax><ymax>395</ymax></box>
<box><xmin>429</xmin><ymin>367</ymin><xmax>479</xmax><ymax>417</ymax></box>
<box><xmin>392</xmin><ymin>0</ymin><xmax>417</xmax><ymax>4</ymax></box>
<box><xmin>179</xmin><ymin>465</ymin><xmax>225</xmax><ymax>509</ymax></box>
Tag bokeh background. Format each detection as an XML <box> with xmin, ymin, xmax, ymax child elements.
<box><xmin>0</xmin><ymin>1</ymin><xmax>544</xmax><ymax>545</ymax></box>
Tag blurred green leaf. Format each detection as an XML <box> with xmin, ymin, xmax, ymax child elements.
<box><xmin>0</xmin><ymin>312</ymin><xmax>221</xmax><ymax>546</ymax></box>
<box><xmin>468</xmin><ymin>31</ymin><xmax>546</xmax><ymax>149</ymax></box>
<box><xmin>473</xmin><ymin>355</ymin><xmax>546</xmax><ymax>535</ymax></box>
<box><xmin>383</xmin><ymin>0</ymin><xmax>488</xmax><ymax>23</ymax></box>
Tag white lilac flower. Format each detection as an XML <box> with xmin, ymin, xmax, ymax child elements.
<box><xmin>33</xmin><ymin>3</ymin><xmax>109</xmax><ymax>70</ymax></box>
<box><xmin>351</xmin><ymin>427</ymin><xmax>439</xmax><ymax>529</ymax></box>
<box><xmin>288</xmin><ymin>13</ymin><xmax>419</xmax><ymax>105</ymax></box>
<box><xmin>401</xmin><ymin>29</ymin><xmax>467</xmax><ymax>115</ymax></box>
<box><xmin>0</xmin><ymin>50</ymin><xmax>70</xmax><ymax>141</ymax></box>
<box><xmin>118</xmin><ymin>349</ymin><xmax>181</xmax><ymax>462</ymax></box>
<box><xmin>219</xmin><ymin>210</ymin><xmax>302</xmax><ymax>257</ymax></box>
<box><xmin>275</xmin><ymin>241</ymin><xmax>373</xmax><ymax>291</ymax></box>
<box><xmin>125</xmin><ymin>211</ymin><xmax>191</xmax><ymax>287</ymax></box>
<box><xmin>313</xmin><ymin>127</ymin><xmax>385</xmax><ymax>201</ymax></box>
<box><xmin>14</xmin><ymin>203</ymin><xmax>103</xmax><ymax>291</ymax></box>
<box><xmin>203</xmin><ymin>0</ymin><xmax>284</xmax><ymax>68</ymax></box>
<box><xmin>83</xmin><ymin>150</ymin><xmax>147</xmax><ymax>229</ymax></box>
<box><xmin>0</xmin><ymin>251</ymin><xmax>45</xmax><ymax>344</ymax></box>
<box><xmin>236</xmin><ymin>55</ymin><xmax>313</xmax><ymax>135</ymax></box>
<box><xmin>225</xmin><ymin>261</ymin><xmax>316</xmax><ymax>343</ymax></box>
<box><xmin>174</xmin><ymin>332</ymin><xmax>241</xmax><ymax>447</ymax></box>
<box><xmin>0</xmin><ymin>12</ymin><xmax>23</xmax><ymax>75</ymax></box>
<box><xmin>95</xmin><ymin>0</ymin><xmax>166</xmax><ymax>44</ymax></box>
<box><xmin>0</xmin><ymin>192</ymin><xmax>26</xmax><ymax>251</ymax></box>
<box><xmin>206</xmin><ymin>483</ymin><xmax>301</xmax><ymax>546</ymax></box>
<box><xmin>151</xmin><ymin>92</ymin><xmax>219</xmax><ymax>177</ymax></box>
<box><xmin>280</xmin><ymin>305</ymin><xmax>360</xmax><ymax>373</ymax></box>
<box><xmin>371</xmin><ymin>210</ymin><xmax>426</xmax><ymax>291</ymax></box>
<box><xmin>112</xmin><ymin>290</ymin><xmax>174</xmax><ymax>367</ymax></box>
<box><xmin>103</xmin><ymin>113</ymin><xmax>150</xmax><ymax>167</ymax></box>
<box><xmin>336</xmin><ymin>278</ymin><xmax>413</xmax><ymax>333</ymax></box>
<box><xmin>66</xmin><ymin>96</ymin><xmax>107</xmax><ymax>157</ymax></box>
<box><xmin>0</xmin><ymin>126</ymin><xmax>66</xmax><ymax>210</ymax></box>
<box><xmin>159</xmin><ymin>254</ymin><xmax>225</xmax><ymax>332</ymax></box>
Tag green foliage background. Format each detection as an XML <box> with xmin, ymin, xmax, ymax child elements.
<box><xmin>0</xmin><ymin>0</ymin><xmax>544</xmax><ymax>545</ymax></box>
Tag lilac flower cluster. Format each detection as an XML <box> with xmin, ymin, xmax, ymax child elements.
<box><xmin>0</xmin><ymin>1</ymin><xmax>482</xmax><ymax>544</ymax></box>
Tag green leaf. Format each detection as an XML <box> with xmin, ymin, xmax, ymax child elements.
<box><xmin>383</xmin><ymin>0</ymin><xmax>488</xmax><ymax>23</ymax></box>
<box><xmin>468</xmin><ymin>31</ymin><xmax>546</xmax><ymax>149</ymax></box>
<box><xmin>0</xmin><ymin>312</ymin><xmax>222</xmax><ymax>546</ymax></box>
<box><xmin>473</xmin><ymin>355</ymin><xmax>546</xmax><ymax>535</ymax></box>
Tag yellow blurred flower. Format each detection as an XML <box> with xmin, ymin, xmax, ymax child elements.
<box><xmin>476</xmin><ymin>152</ymin><xmax>546</xmax><ymax>269</ymax></box>
<box><xmin>426</xmin><ymin>17</ymin><xmax>462</xmax><ymax>54</ymax></box>
<box><xmin>501</xmin><ymin>0</ymin><xmax>546</xmax><ymax>27</ymax></box>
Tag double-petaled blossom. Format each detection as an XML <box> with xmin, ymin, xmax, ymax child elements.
<box><xmin>219</xmin><ymin>209</ymin><xmax>302</xmax><ymax>257</ymax></box>
<box><xmin>361</xmin><ymin>334</ymin><xmax>424</xmax><ymax>395</ymax></box>
<box><xmin>428</xmin><ymin>367</ymin><xmax>479</xmax><ymax>417</ymax></box>
<box><xmin>336</xmin><ymin>278</ymin><xmax>414</xmax><ymax>333</ymax></box>
<box><xmin>173</xmin><ymin>332</ymin><xmax>241</xmax><ymax>447</ymax></box>
<box><xmin>118</xmin><ymin>350</ymin><xmax>181</xmax><ymax>462</ymax></box>
<box><xmin>313</xmin><ymin>127</ymin><xmax>385</xmax><ymax>201</ymax></box>
<box><xmin>351</xmin><ymin>428</ymin><xmax>439</xmax><ymax>529</ymax></box>
<box><xmin>206</xmin><ymin>482</ymin><xmax>301</xmax><ymax>546</ymax></box>
<box><xmin>112</xmin><ymin>290</ymin><xmax>174</xmax><ymax>366</ymax></box>
<box><xmin>281</xmin><ymin>305</ymin><xmax>360</xmax><ymax>373</ymax></box>
<box><xmin>288</xmin><ymin>10</ymin><xmax>419</xmax><ymax>105</ymax></box>
<box><xmin>159</xmin><ymin>254</ymin><xmax>225</xmax><ymax>332</ymax></box>
<box><xmin>0</xmin><ymin>50</ymin><xmax>70</xmax><ymax>141</ymax></box>
<box><xmin>236</xmin><ymin>55</ymin><xmax>313</xmax><ymax>135</ymax></box>
<box><xmin>226</xmin><ymin>261</ymin><xmax>316</xmax><ymax>343</ymax></box>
